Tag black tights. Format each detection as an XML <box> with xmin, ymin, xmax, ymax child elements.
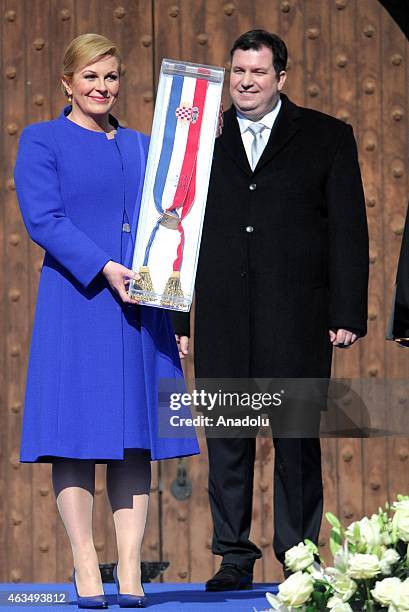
<box><xmin>52</xmin><ymin>449</ymin><xmax>151</xmax><ymax>511</ymax></box>
<box><xmin>51</xmin><ymin>450</ymin><xmax>151</xmax><ymax>597</ymax></box>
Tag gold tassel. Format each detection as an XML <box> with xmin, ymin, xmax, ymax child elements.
<box><xmin>160</xmin><ymin>271</ymin><xmax>185</xmax><ymax>308</ymax></box>
<box><xmin>138</xmin><ymin>266</ymin><xmax>155</xmax><ymax>292</ymax></box>
<box><xmin>129</xmin><ymin>266</ymin><xmax>156</xmax><ymax>302</ymax></box>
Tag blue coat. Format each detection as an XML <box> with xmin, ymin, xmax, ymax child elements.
<box><xmin>14</xmin><ymin>106</ymin><xmax>199</xmax><ymax>462</ymax></box>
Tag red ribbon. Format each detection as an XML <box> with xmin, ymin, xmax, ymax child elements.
<box><xmin>165</xmin><ymin>75</ymin><xmax>209</xmax><ymax>271</ymax></box>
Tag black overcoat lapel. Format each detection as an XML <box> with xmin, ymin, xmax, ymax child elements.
<box><xmin>217</xmin><ymin>93</ymin><xmax>302</xmax><ymax>175</ymax></box>
<box><xmin>254</xmin><ymin>94</ymin><xmax>301</xmax><ymax>173</ymax></box>
<box><xmin>218</xmin><ymin>107</ymin><xmax>252</xmax><ymax>176</ymax></box>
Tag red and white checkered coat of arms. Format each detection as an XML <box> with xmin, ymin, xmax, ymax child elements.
<box><xmin>175</xmin><ymin>103</ymin><xmax>200</xmax><ymax>124</ymax></box>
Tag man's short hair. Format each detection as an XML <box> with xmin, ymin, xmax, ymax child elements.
<box><xmin>230</xmin><ymin>29</ymin><xmax>288</xmax><ymax>75</ymax></box>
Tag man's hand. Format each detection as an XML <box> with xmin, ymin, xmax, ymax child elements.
<box><xmin>175</xmin><ymin>334</ymin><xmax>189</xmax><ymax>359</ymax></box>
<box><xmin>216</xmin><ymin>103</ymin><xmax>224</xmax><ymax>138</ymax></box>
<box><xmin>102</xmin><ymin>261</ymin><xmax>140</xmax><ymax>304</ymax></box>
<box><xmin>329</xmin><ymin>328</ymin><xmax>359</xmax><ymax>348</ymax></box>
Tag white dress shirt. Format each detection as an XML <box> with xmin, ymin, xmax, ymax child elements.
<box><xmin>236</xmin><ymin>97</ymin><xmax>282</xmax><ymax>166</ymax></box>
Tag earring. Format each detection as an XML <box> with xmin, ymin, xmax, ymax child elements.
<box><xmin>68</xmin><ymin>96</ymin><xmax>72</xmax><ymax>103</ymax></box>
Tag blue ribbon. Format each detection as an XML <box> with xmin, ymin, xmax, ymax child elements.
<box><xmin>143</xmin><ymin>75</ymin><xmax>184</xmax><ymax>266</ymax></box>
<box><xmin>124</xmin><ymin>131</ymin><xmax>146</xmax><ymax>268</ymax></box>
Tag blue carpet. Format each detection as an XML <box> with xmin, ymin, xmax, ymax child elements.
<box><xmin>0</xmin><ymin>582</ymin><xmax>279</xmax><ymax>611</ymax></box>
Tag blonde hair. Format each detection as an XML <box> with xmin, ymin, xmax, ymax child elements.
<box><xmin>61</xmin><ymin>33</ymin><xmax>122</xmax><ymax>97</ymax></box>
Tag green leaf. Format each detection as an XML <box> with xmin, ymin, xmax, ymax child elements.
<box><xmin>312</xmin><ymin>591</ymin><xmax>324</xmax><ymax>603</ymax></box>
<box><xmin>304</xmin><ymin>538</ymin><xmax>318</xmax><ymax>552</ymax></box>
<box><xmin>329</xmin><ymin>529</ymin><xmax>343</xmax><ymax>555</ymax></box>
<box><xmin>326</xmin><ymin>512</ymin><xmax>342</xmax><ymax>530</ymax></box>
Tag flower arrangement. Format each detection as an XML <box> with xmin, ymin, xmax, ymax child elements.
<box><xmin>266</xmin><ymin>496</ymin><xmax>409</xmax><ymax>611</ymax></box>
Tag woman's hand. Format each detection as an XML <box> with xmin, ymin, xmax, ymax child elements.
<box><xmin>102</xmin><ymin>261</ymin><xmax>141</xmax><ymax>304</ymax></box>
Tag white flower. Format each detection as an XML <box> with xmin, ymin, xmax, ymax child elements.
<box><xmin>333</xmin><ymin>543</ymin><xmax>349</xmax><ymax>573</ymax></box>
<box><xmin>278</xmin><ymin>572</ymin><xmax>314</xmax><ymax>607</ymax></box>
<box><xmin>372</xmin><ymin>577</ymin><xmax>402</xmax><ymax>606</ymax></box>
<box><xmin>393</xmin><ymin>511</ymin><xmax>409</xmax><ymax>542</ymax></box>
<box><xmin>346</xmin><ymin>515</ymin><xmax>382</xmax><ymax>551</ymax></box>
<box><xmin>327</xmin><ymin>596</ymin><xmax>353</xmax><ymax>611</ymax></box>
<box><xmin>285</xmin><ymin>543</ymin><xmax>315</xmax><ymax>572</ymax></box>
<box><xmin>394</xmin><ymin>577</ymin><xmax>409</xmax><ymax>609</ymax></box>
<box><xmin>324</xmin><ymin>567</ymin><xmax>357</xmax><ymax>602</ymax></box>
<box><xmin>380</xmin><ymin>548</ymin><xmax>401</xmax><ymax>575</ymax></box>
<box><xmin>392</xmin><ymin>499</ymin><xmax>409</xmax><ymax>543</ymax></box>
<box><xmin>382</xmin><ymin>531</ymin><xmax>393</xmax><ymax>546</ymax></box>
<box><xmin>392</xmin><ymin>500</ymin><xmax>409</xmax><ymax>513</ymax></box>
<box><xmin>265</xmin><ymin>591</ymin><xmax>289</xmax><ymax>611</ymax></box>
<box><xmin>309</xmin><ymin>561</ymin><xmax>325</xmax><ymax>581</ymax></box>
<box><xmin>265</xmin><ymin>591</ymin><xmax>307</xmax><ymax>611</ymax></box>
<box><xmin>347</xmin><ymin>553</ymin><xmax>381</xmax><ymax>579</ymax></box>
<box><xmin>332</xmin><ymin>572</ymin><xmax>357</xmax><ymax>602</ymax></box>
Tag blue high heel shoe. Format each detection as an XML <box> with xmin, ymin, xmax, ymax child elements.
<box><xmin>113</xmin><ymin>564</ymin><xmax>147</xmax><ymax>608</ymax></box>
<box><xmin>72</xmin><ymin>569</ymin><xmax>108</xmax><ymax>609</ymax></box>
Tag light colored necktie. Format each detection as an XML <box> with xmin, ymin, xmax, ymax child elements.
<box><xmin>248</xmin><ymin>122</ymin><xmax>266</xmax><ymax>170</ymax></box>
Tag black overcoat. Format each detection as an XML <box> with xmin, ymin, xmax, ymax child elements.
<box><xmin>387</xmin><ymin>201</ymin><xmax>409</xmax><ymax>342</ymax></box>
<box><xmin>172</xmin><ymin>94</ymin><xmax>369</xmax><ymax>379</ymax></box>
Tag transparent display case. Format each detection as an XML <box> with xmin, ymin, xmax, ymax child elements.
<box><xmin>128</xmin><ymin>59</ymin><xmax>225</xmax><ymax>311</ymax></box>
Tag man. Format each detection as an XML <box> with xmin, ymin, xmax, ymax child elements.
<box><xmin>387</xmin><ymin>200</ymin><xmax>409</xmax><ymax>344</ymax></box>
<box><xmin>172</xmin><ymin>29</ymin><xmax>369</xmax><ymax>589</ymax></box>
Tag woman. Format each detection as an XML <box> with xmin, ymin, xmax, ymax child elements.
<box><xmin>14</xmin><ymin>33</ymin><xmax>199</xmax><ymax>609</ymax></box>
